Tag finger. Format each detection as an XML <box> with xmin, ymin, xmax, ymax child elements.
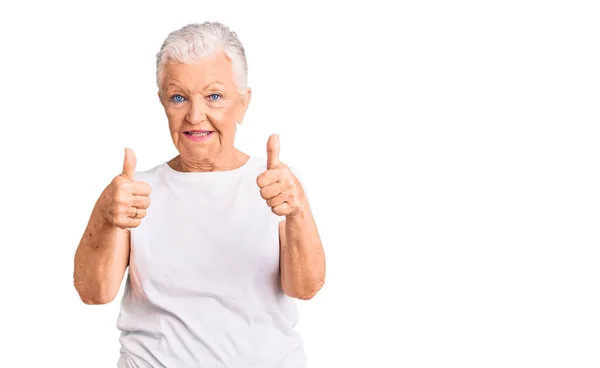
<box><xmin>123</xmin><ymin>218</ymin><xmax>142</xmax><ymax>229</ymax></box>
<box><xmin>256</xmin><ymin>169</ymin><xmax>281</xmax><ymax>188</ymax></box>
<box><xmin>122</xmin><ymin>148</ymin><xmax>137</xmax><ymax>180</ymax></box>
<box><xmin>127</xmin><ymin>206</ymin><xmax>147</xmax><ymax>219</ymax></box>
<box><xmin>260</xmin><ymin>182</ymin><xmax>282</xmax><ymax>200</ymax></box>
<box><xmin>271</xmin><ymin>202</ymin><xmax>291</xmax><ymax>216</ymax></box>
<box><xmin>266</xmin><ymin>134</ymin><xmax>280</xmax><ymax>170</ymax></box>
<box><xmin>131</xmin><ymin>181</ymin><xmax>152</xmax><ymax>196</ymax></box>
<box><xmin>127</xmin><ymin>206</ymin><xmax>138</xmax><ymax>218</ymax></box>
<box><xmin>266</xmin><ymin>193</ymin><xmax>287</xmax><ymax>208</ymax></box>
<box><xmin>134</xmin><ymin>208</ymin><xmax>147</xmax><ymax>219</ymax></box>
<box><xmin>131</xmin><ymin>196</ymin><xmax>151</xmax><ymax>209</ymax></box>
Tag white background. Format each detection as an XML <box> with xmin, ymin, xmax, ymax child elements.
<box><xmin>0</xmin><ymin>1</ymin><xmax>599</xmax><ymax>367</ymax></box>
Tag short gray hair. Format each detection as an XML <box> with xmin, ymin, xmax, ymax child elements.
<box><xmin>155</xmin><ymin>22</ymin><xmax>248</xmax><ymax>90</ymax></box>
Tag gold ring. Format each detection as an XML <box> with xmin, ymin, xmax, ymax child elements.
<box><xmin>133</xmin><ymin>208</ymin><xmax>138</xmax><ymax>219</ymax></box>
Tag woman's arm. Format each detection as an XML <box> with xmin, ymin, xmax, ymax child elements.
<box><xmin>279</xmin><ymin>203</ymin><xmax>326</xmax><ymax>300</ymax></box>
<box><xmin>73</xmin><ymin>206</ymin><xmax>130</xmax><ymax>305</ymax></box>
<box><xmin>257</xmin><ymin>134</ymin><xmax>326</xmax><ymax>300</ymax></box>
<box><xmin>73</xmin><ymin>148</ymin><xmax>150</xmax><ymax>304</ymax></box>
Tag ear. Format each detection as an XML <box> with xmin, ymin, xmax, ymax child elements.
<box><xmin>237</xmin><ymin>87</ymin><xmax>252</xmax><ymax>124</ymax></box>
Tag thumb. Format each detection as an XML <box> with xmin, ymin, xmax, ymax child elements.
<box><xmin>266</xmin><ymin>134</ymin><xmax>280</xmax><ymax>170</ymax></box>
<box><xmin>122</xmin><ymin>148</ymin><xmax>137</xmax><ymax>180</ymax></box>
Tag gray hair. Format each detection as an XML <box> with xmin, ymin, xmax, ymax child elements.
<box><xmin>155</xmin><ymin>22</ymin><xmax>248</xmax><ymax>90</ymax></box>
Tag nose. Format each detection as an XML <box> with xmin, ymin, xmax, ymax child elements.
<box><xmin>186</xmin><ymin>99</ymin><xmax>208</xmax><ymax>125</ymax></box>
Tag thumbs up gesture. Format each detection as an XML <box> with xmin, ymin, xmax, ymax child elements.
<box><xmin>257</xmin><ymin>135</ymin><xmax>306</xmax><ymax>217</ymax></box>
<box><xmin>97</xmin><ymin>148</ymin><xmax>152</xmax><ymax>229</ymax></box>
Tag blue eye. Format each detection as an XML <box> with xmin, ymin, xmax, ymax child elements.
<box><xmin>170</xmin><ymin>94</ymin><xmax>186</xmax><ymax>103</ymax></box>
<box><xmin>209</xmin><ymin>93</ymin><xmax>222</xmax><ymax>101</ymax></box>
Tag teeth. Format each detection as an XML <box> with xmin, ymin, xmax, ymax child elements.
<box><xmin>188</xmin><ymin>132</ymin><xmax>210</xmax><ymax>137</ymax></box>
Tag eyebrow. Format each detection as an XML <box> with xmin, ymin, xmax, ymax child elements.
<box><xmin>165</xmin><ymin>81</ymin><xmax>226</xmax><ymax>92</ymax></box>
<box><xmin>203</xmin><ymin>81</ymin><xmax>226</xmax><ymax>89</ymax></box>
<box><xmin>165</xmin><ymin>81</ymin><xmax>185</xmax><ymax>91</ymax></box>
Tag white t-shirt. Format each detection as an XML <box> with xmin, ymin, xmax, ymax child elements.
<box><xmin>116</xmin><ymin>156</ymin><xmax>306</xmax><ymax>368</ymax></box>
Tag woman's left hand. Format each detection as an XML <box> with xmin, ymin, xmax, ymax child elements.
<box><xmin>257</xmin><ymin>134</ymin><xmax>307</xmax><ymax>218</ymax></box>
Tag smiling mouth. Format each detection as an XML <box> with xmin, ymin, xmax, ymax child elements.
<box><xmin>184</xmin><ymin>131</ymin><xmax>213</xmax><ymax>137</ymax></box>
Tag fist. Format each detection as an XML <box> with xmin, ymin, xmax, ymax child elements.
<box><xmin>97</xmin><ymin>148</ymin><xmax>152</xmax><ymax>229</ymax></box>
<box><xmin>257</xmin><ymin>134</ymin><xmax>306</xmax><ymax>217</ymax></box>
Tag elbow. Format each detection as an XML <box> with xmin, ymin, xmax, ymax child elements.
<box><xmin>297</xmin><ymin>291</ymin><xmax>317</xmax><ymax>301</ymax></box>
<box><xmin>80</xmin><ymin>294</ymin><xmax>115</xmax><ymax>305</ymax></box>
<box><xmin>300</xmin><ymin>280</ymin><xmax>325</xmax><ymax>300</ymax></box>
<box><xmin>73</xmin><ymin>279</ymin><xmax>116</xmax><ymax>305</ymax></box>
<box><xmin>288</xmin><ymin>277</ymin><xmax>325</xmax><ymax>301</ymax></box>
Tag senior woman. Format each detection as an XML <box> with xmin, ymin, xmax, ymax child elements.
<box><xmin>73</xmin><ymin>21</ymin><xmax>325</xmax><ymax>367</ymax></box>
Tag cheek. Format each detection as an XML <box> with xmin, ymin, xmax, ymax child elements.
<box><xmin>166</xmin><ymin>109</ymin><xmax>185</xmax><ymax>129</ymax></box>
<box><xmin>206</xmin><ymin>107</ymin><xmax>237</xmax><ymax>131</ymax></box>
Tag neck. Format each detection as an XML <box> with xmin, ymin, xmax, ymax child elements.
<box><xmin>170</xmin><ymin>150</ymin><xmax>249</xmax><ymax>173</ymax></box>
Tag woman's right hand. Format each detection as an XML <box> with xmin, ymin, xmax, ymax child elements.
<box><xmin>97</xmin><ymin>148</ymin><xmax>152</xmax><ymax>229</ymax></box>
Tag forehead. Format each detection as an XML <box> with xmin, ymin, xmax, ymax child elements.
<box><xmin>161</xmin><ymin>51</ymin><xmax>235</xmax><ymax>90</ymax></box>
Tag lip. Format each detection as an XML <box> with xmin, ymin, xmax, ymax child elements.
<box><xmin>184</xmin><ymin>130</ymin><xmax>214</xmax><ymax>142</ymax></box>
